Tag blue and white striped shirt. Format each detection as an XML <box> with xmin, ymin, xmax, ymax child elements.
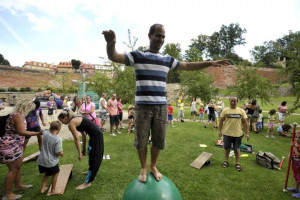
<box><xmin>125</xmin><ymin>50</ymin><xmax>180</xmax><ymax>105</ymax></box>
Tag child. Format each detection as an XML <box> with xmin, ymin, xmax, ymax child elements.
<box><xmin>37</xmin><ymin>121</ymin><xmax>64</xmax><ymax>195</ymax></box>
<box><xmin>266</xmin><ymin>109</ymin><xmax>277</xmax><ymax>138</ymax></box>
<box><xmin>199</xmin><ymin>106</ymin><xmax>204</xmax><ymax>123</ymax></box>
<box><xmin>168</xmin><ymin>103</ymin><xmax>174</xmax><ymax>127</ymax></box>
<box><xmin>277</xmin><ymin>124</ymin><xmax>292</xmax><ymax>137</ymax></box>
<box><xmin>256</xmin><ymin>109</ymin><xmax>263</xmax><ymax>131</ymax></box>
<box><xmin>214</xmin><ymin>107</ymin><xmax>220</xmax><ymax>128</ymax></box>
<box><xmin>288</xmin><ymin>131</ymin><xmax>300</xmax><ymax>198</ymax></box>
<box><xmin>128</xmin><ymin>106</ymin><xmax>135</xmax><ymax>133</ymax></box>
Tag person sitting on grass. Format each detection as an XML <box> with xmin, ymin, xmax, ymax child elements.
<box><xmin>287</xmin><ymin>130</ymin><xmax>300</xmax><ymax>198</ymax></box>
<box><xmin>218</xmin><ymin>96</ymin><xmax>249</xmax><ymax>172</ymax></box>
<box><xmin>37</xmin><ymin>121</ymin><xmax>64</xmax><ymax>195</ymax></box>
<box><xmin>277</xmin><ymin>124</ymin><xmax>292</xmax><ymax>137</ymax></box>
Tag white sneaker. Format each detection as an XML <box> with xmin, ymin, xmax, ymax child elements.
<box><xmin>106</xmin><ymin>155</ymin><xmax>110</xmax><ymax>160</ymax></box>
<box><xmin>103</xmin><ymin>155</ymin><xmax>106</xmax><ymax>160</ymax></box>
<box><xmin>117</xmin><ymin>131</ymin><xmax>121</xmax><ymax>134</ymax></box>
<box><xmin>266</xmin><ymin>135</ymin><xmax>269</xmax><ymax>138</ymax></box>
<box><xmin>110</xmin><ymin>133</ymin><xmax>116</xmax><ymax>136</ymax></box>
<box><xmin>271</xmin><ymin>135</ymin><xmax>275</xmax><ymax>138</ymax></box>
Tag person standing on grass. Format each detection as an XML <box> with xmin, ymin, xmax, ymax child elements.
<box><xmin>190</xmin><ymin>98</ymin><xmax>197</xmax><ymax>121</ymax></box>
<box><xmin>99</xmin><ymin>93</ymin><xmax>108</xmax><ymax>132</ymax></box>
<box><xmin>177</xmin><ymin>101</ymin><xmax>185</xmax><ymax>122</ymax></box>
<box><xmin>58</xmin><ymin>110</ymin><xmax>104</xmax><ymax>190</ymax></box>
<box><xmin>204</xmin><ymin>99</ymin><xmax>216</xmax><ymax>129</ymax></box>
<box><xmin>219</xmin><ymin>96</ymin><xmax>249</xmax><ymax>172</ymax></box>
<box><xmin>117</xmin><ymin>97</ymin><xmax>124</xmax><ymax>129</ymax></box>
<box><xmin>266</xmin><ymin>109</ymin><xmax>277</xmax><ymax>138</ymax></box>
<box><xmin>168</xmin><ymin>103</ymin><xmax>174</xmax><ymax>127</ymax></box>
<box><xmin>278</xmin><ymin>101</ymin><xmax>288</xmax><ymax>125</ymax></box>
<box><xmin>103</xmin><ymin>24</ymin><xmax>231</xmax><ymax>182</ymax></box>
<box><xmin>37</xmin><ymin>121</ymin><xmax>64</xmax><ymax>195</ymax></box>
<box><xmin>107</xmin><ymin>93</ymin><xmax>120</xmax><ymax>136</ymax></box>
<box><xmin>199</xmin><ymin>105</ymin><xmax>205</xmax><ymax>123</ymax></box>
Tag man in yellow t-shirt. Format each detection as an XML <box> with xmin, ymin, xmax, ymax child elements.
<box><xmin>218</xmin><ymin>96</ymin><xmax>249</xmax><ymax>172</ymax></box>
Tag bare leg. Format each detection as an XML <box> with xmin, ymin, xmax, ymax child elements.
<box><xmin>41</xmin><ymin>173</ymin><xmax>48</xmax><ymax>194</ymax></box>
<box><xmin>137</xmin><ymin>147</ymin><xmax>148</xmax><ymax>182</ymax></box>
<box><xmin>235</xmin><ymin>150</ymin><xmax>240</xmax><ymax>165</ymax></box>
<box><xmin>150</xmin><ymin>145</ymin><xmax>162</xmax><ymax>181</ymax></box>
<box><xmin>23</xmin><ymin>139</ymin><xmax>29</xmax><ymax>152</ymax></box>
<box><xmin>50</xmin><ymin>172</ymin><xmax>62</xmax><ymax>195</ymax></box>
<box><xmin>5</xmin><ymin>158</ymin><xmax>23</xmax><ymax>199</ymax></box>
<box><xmin>224</xmin><ymin>149</ymin><xmax>230</xmax><ymax>162</ymax></box>
<box><xmin>37</xmin><ymin>135</ymin><xmax>43</xmax><ymax>150</ymax></box>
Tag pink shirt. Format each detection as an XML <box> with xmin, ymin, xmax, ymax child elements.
<box><xmin>81</xmin><ymin>102</ymin><xmax>96</xmax><ymax>120</ymax></box>
<box><xmin>107</xmin><ymin>99</ymin><xmax>118</xmax><ymax>116</ymax></box>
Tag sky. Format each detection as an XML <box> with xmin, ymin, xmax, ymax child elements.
<box><xmin>0</xmin><ymin>0</ymin><xmax>299</xmax><ymax>67</ymax></box>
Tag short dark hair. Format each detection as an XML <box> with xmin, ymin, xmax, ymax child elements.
<box><xmin>34</xmin><ymin>99</ymin><xmax>40</xmax><ymax>109</ymax></box>
<box><xmin>281</xmin><ymin>101</ymin><xmax>287</xmax><ymax>106</ymax></box>
<box><xmin>149</xmin><ymin>24</ymin><xmax>163</xmax><ymax>35</ymax></box>
<box><xmin>50</xmin><ymin>121</ymin><xmax>61</xmax><ymax>132</ymax></box>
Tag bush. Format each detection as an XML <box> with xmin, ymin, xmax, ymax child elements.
<box><xmin>0</xmin><ymin>88</ymin><xmax>6</xmax><ymax>92</ymax></box>
<box><xmin>8</xmin><ymin>87</ymin><xmax>18</xmax><ymax>92</ymax></box>
<box><xmin>20</xmin><ymin>88</ymin><xmax>26</xmax><ymax>92</ymax></box>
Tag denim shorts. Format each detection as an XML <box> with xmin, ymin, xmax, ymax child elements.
<box><xmin>134</xmin><ymin>104</ymin><xmax>167</xmax><ymax>150</ymax></box>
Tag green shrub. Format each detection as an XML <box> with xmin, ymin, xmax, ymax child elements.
<box><xmin>8</xmin><ymin>87</ymin><xmax>18</xmax><ymax>92</ymax></box>
<box><xmin>20</xmin><ymin>88</ymin><xmax>26</xmax><ymax>92</ymax></box>
<box><xmin>0</xmin><ymin>88</ymin><xmax>6</xmax><ymax>92</ymax></box>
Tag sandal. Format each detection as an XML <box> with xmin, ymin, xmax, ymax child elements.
<box><xmin>2</xmin><ymin>195</ymin><xmax>22</xmax><ymax>200</ymax></box>
<box><xmin>222</xmin><ymin>161</ymin><xmax>229</xmax><ymax>168</ymax></box>
<box><xmin>14</xmin><ymin>184</ymin><xmax>33</xmax><ymax>191</ymax></box>
<box><xmin>235</xmin><ymin>164</ymin><xmax>242</xmax><ymax>172</ymax></box>
<box><xmin>292</xmin><ymin>192</ymin><xmax>300</xmax><ymax>198</ymax></box>
<box><xmin>287</xmin><ymin>187</ymin><xmax>299</xmax><ymax>193</ymax></box>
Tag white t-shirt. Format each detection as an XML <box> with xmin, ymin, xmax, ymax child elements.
<box><xmin>99</xmin><ymin>97</ymin><xmax>107</xmax><ymax>113</ymax></box>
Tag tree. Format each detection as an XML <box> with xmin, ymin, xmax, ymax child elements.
<box><xmin>179</xmin><ymin>71</ymin><xmax>215</xmax><ymax>104</ymax></box>
<box><xmin>71</xmin><ymin>59</ymin><xmax>81</xmax><ymax>72</ymax></box>
<box><xmin>111</xmin><ymin>63</ymin><xmax>136</xmax><ymax>104</ymax></box>
<box><xmin>85</xmin><ymin>71</ymin><xmax>111</xmax><ymax>97</ymax></box>
<box><xmin>162</xmin><ymin>43</ymin><xmax>182</xmax><ymax>83</ymax></box>
<box><xmin>218</xmin><ymin>23</ymin><xmax>247</xmax><ymax>56</ymax></box>
<box><xmin>44</xmin><ymin>74</ymin><xmax>79</xmax><ymax>95</ymax></box>
<box><xmin>0</xmin><ymin>53</ymin><xmax>10</xmax><ymax>66</ymax></box>
<box><xmin>123</xmin><ymin>29</ymin><xmax>138</xmax><ymax>51</ymax></box>
<box><xmin>184</xmin><ymin>47</ymin><xmax>203</xmax><ymax>62</ymax></box>
<box><xmin>250</xmin><ymin>41</ymin><xmax>278</xmax><ymax>66</ymax></box>
<box><xmin>228</xmin><ymin>66</ymin><xmax>274</xmax><ymax>105</ymax></box>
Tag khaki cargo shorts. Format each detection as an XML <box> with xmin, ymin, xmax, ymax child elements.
<box><xmin>134</xmin><ymin>104</ymin><xmax>167</xmax><ymax>150</ymax></box>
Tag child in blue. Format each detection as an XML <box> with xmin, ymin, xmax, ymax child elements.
<box><xmin>37</xmin><ymin>121</ymin><xmax>64</xmax><ymax>195</ymax></box>
<box><xmin>256</xmin><ymin>109</ymin><xmax>263</xmax><ymax>131</ymax></box>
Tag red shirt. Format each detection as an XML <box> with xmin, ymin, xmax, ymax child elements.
<box><xmin>199</xmin><ymin>108</ymin><xmax>204</xmax><ymax>114</ymax></box>
<box><xmin>168</xmin><ymin>106</ymin><xmax>173</xmax><ymax>115</ymax></box>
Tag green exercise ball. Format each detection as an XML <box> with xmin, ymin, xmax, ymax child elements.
<box><xmin>122</xmin><ymin>173</ymin><xmax>182</xmax><ymax>200</ymax></box>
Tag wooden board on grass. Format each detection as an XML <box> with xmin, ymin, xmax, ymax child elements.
<box><xmin>23</xmin><ymin>151</ymin><xmax>40</xmax><ymax>163</ymax></box>
<box><xmin>190</xmin><ymin>152</ymin><xmax>213</xmax><ymax>169</ymax></box>
<box><xmin>47</xmin><ymin>164</ymin><xmax>73</xmax><ymax>196</ymax></box>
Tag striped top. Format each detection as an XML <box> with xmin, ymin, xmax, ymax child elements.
<box><xmin>125</xmin><ymin>50</ymin><xmax>180</xmax><ymax>105</ymax></box>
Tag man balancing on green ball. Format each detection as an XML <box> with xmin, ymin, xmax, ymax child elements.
<box><xmin>103</xmin><ymin>24</ymin><xmax>231</xmax><ymax>182</ymax></box>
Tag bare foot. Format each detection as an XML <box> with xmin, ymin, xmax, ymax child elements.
<box><xmin>40</xmin><ymin>186</ymin><xmax>48</xmax><ymax>194</ymax></box>
<box><xmin>150</xmin><ymin>166</ymin><xmax>163</xmax><ymax>181</ymax></box>
<box><xmin>4</xmin><ymin>193</ymin><xmax>22</xmax><ymax>200</ymax></box>
<box><xmin>75</xmin><ymin>182</ymin><xmax>91</xmax><ymax>190</ymax></box>
<box><xmin>50</xmin><ymin>188</ymin><xmax>63</xmax><ymax>196</ymax></box>
<box><xmin>138</xmin><ymin>168</ymin><xmax>147</xmax><ymax>183</ymax></box>
<box><xmin>15</xmin><ymin>184</ymin><xmax>33</xmax><ymax>191</ymax></box>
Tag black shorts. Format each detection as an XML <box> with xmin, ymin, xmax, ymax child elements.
<box><xmin>110</xmin><ymin>115</ymin><xmax>119</xmax><ymax>126</ymax></box>
<box><xmin>25</xmin><ymin>126</ymin><xmax>41</xmax><ymax>139</ymax></box>
<box><xmin>118</xmin><ymin>112</ymin><xmax>123</xmax><ymax>121</ymax></box>
<box><xmin>208</xmin><ymin>114</ymin><xmax>215</xmax><ymax>122</ymax></box>
<box><xmin>38</xmin><ymin>164</ymin><xmax>60</xmax><ymax>176</ymax></box>
<box><xmin>223</xmin><ymin>135</ymin><xmax>243</xmax><ymax>151</ymax></box>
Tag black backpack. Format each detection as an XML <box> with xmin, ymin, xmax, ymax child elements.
<box><xmin>0</xmin><ymin>114</ymin><xmax>10</xmax><ymax>137</ymax></box>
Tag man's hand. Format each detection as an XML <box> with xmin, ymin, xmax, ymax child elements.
<box><xmin>42</xmin><ymin>122</ymin><xmax>46</xmax><ymax>126</ymax></box>
<box><xmin>213</xmin><ymin>59</ymin><xmax>231</xmax><ymax>67</ymax></box>
<box><xmin>246</xmin><ymin>133</ymin><xmax>250</xmax><ymax>141</ymax></box>
<box><xmin>218</xmin><ymin>131</ymin><xmax>222</xmax><ymax>138</ymax></box>
<box><xmin>102</xmin><ymin>30</ymin><xmax>116</xmax><ymax>43</ymax></box>
<box><xmin>78</xmin><ymin>153</ymin><xmax>83</xmax><ymax>161</ymax></box>
<box><xmin>82</xmin><ymin>148</ymin><xmax>86</xmax><ymax>156</ymax></box>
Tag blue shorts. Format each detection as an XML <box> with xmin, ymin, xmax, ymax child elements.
<box><xmin>199</xmin><ymin>114</ymin><xmax>204</xmax><ymax>119</ymax></box>
<box><xmin>168</xmin><ymin>114</ymin><xmax>173</xmax><ymax>121</ymax></box>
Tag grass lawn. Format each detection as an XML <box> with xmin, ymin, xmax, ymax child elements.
<box><xmin>1</xmin><ymin>120</ymin><xmax>300</xmax><ymax>200</ymax></box>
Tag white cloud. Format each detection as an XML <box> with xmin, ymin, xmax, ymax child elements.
<box><xmin>25</xmin><ymin>12</ymin><xmax>54</xmax><ymax>32</ymax></box>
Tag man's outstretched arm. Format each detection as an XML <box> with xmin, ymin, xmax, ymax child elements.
<box><xmin>102</xmin><ymin>30</ymin><xmax>126</xmax><ymax>64</ymax></box>
<box><xmin>178</xmin><ymin>59</ymin><xmax>231</xmax><ymax>70</ymax></box>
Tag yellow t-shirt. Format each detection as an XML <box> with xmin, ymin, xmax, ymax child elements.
<box><xmin>220</xmin><ymin>107</ymin><xmax>247</xmax><ymax>137</ymax></box>
<box><xmin>179</xmin><ymin>103</ymin><xmax>184</xmax><ymax>111</ymax></box>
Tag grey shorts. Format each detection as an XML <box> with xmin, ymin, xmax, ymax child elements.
<box><xmin>223</xmin><ymin>135</ymin><xmax>243</xmax><ymax>151</ymax></box>
<box><xmin>134</xmin><ymin>104</ymin><xmax>167</xmax><ymax>150</ymax></box>
<box><xmin>99</xmin><ymin>112</ymin><xmax>107</xmax><ymax>121</ymax></box>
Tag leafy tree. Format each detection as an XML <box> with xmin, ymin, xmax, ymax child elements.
<box><xmin>111</xmin><ymin>63</ymin><xmax>136</xmax><ymax>104</ymax></box>
<box><xmin>0</xmin><ymin>53</ymin><xmax>10</xmax><ymax>66</ymax></box>
<box><xmin>123</xmin><ymin>29</ymin><xmax>138</xmax><ymax>51</ymax></box>
<box><xmin>219</xmin><ymin>23</ymin><xmax>247</xmax><ymax>56</ymax></box>
<box><xmin>184</xmin><ymin>47</ymin><xmax>203</xmax><ymax>62</ymax></box>
<box><xmin>179</xmin><ymin>71</ymin><xmax>215</xmax><ymax>104</ymax></box>
<box><xmin>163</xmin><ymin>43</ymin><xmax>182</xmax><ymax>83</ymax></box>
<box><xmin>228</xmin><ymin>66</ymin><xmax>274</xmax><ymax>105</ymax></box>
<box><xmin>71</xmin><ymin>59</ymin><xmax>81</xmax><ymax>72</ymax></box>
<box><xmin>44</xmin><ymin>74</ymin><xmax>79</xmax><ymax>95</ymax></box>
<box><xmin>85</xmin><ymin>71</ymin><xmax>111</xmax><ymax>97</ymax></box>
<box><xmin>207</xmin><ymin>32</ymin><xmax>222</xmax><ymax>59</ymax></box>
<box><xmin>250</xmin><ymin>41</ymin><xmax>278</xmax><ymax>66</ymax></box>
<box><xmin>137</xmin><ymin>46</ymin><xmax>148</xmax><ymax>51</ymax></box>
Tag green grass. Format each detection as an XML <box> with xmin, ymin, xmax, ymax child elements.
<box><xmin>1</xmin><ymin>121</ymin><xmax>300</xmax><ymax>200</ymax></box>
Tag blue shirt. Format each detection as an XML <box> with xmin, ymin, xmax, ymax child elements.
<box><xmin>125</xmin><ymin>50</ymin><xmax>180</xmax><ymax>105</ymax></box>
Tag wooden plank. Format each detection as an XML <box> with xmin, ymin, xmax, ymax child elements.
<box><xmin>23</xmin><ymin>151</ymin><xmax>40</xmax><ymax>163</ymax></box>
<box><xmin>190</xmin><ymin>152</ymin><xmax>213</xmax><ymax>169</ymax></box>
<box><xmin>47</xmin><ymin>164</ymin><xmax>73</xmax><ymax>196</ymax></box>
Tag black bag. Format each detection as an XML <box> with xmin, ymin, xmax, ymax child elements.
<box><xmin>256</xmin><ymin>151</ymin><xmax>280</xmax><ymax>170</ymax></box>
<box><xmin>48</xmin><ymin>107</ymin><xmax>54</xmax><ymax>115</ymax></box>
<box><xmin>0</xmin><ymin>114</ymin><xmax>10</xmax><ymax>137</ymax></box>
